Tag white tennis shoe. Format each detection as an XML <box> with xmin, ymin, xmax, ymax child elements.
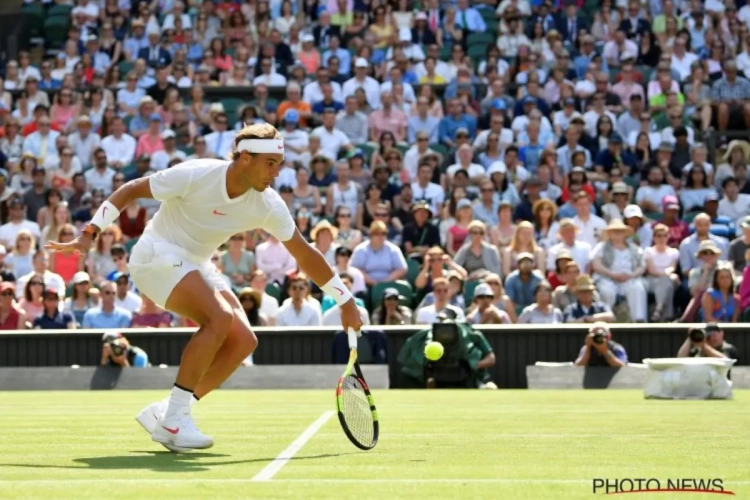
<box><xmin>136</xmin><ymin>401</ymin><xmax>191</xmax><ymax>453</ymax></box>
<box><xmin>151</xmin><ymin>411</ymin><xmax>214</xmax><ymax>450</ymax></box>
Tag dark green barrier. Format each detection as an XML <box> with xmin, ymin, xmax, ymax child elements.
<box><xmin>0</xmin><ymin>324</ymin><xmax>747</xmax><ymax>388</ymax></box>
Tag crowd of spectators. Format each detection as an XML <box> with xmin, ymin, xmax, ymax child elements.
<box><xmin>6</xmin><ymin>0</ymin><xmax>750</xmax><ymax>330</ymax></box>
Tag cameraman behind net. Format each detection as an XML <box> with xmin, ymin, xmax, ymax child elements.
<box><xmin>677</xmin><ymin>322</ymin><xmax>740</xmax><ymax>362</ymax></box>
<box><xmin>574</xmin><ymin>323</ymin><xmax>628</xmax><ymax>367</ymax></box>
<box><xmin>100</xmin><ymin>332</ymin><xmax>150</xmax><ymax>367</ymax></box>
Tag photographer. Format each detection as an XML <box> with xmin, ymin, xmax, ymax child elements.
<box><xmin>100</xmin><ymin>332</ymin><xmax>150</xmax><ymax>368</ymax></box>
<box><xmin>575</xmin><ymin>323</ymin><xmax>628</xmax><ymax>367</ymax></box>
<box><xmin>677</xmin><ymin>323</ymin><xmax>740</xmax><ymax>362</ymax></box>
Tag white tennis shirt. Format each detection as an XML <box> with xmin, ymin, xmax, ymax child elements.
<box><xmin>143</xmin><ymin>159</ymin><xmax>295</xmax><ymax>263</ymax></box>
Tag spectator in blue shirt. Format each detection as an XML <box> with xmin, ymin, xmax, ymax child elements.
<box><xmin>82</xmin><ymin>281</ymin><xmax>132</xmax><ymax>329</ymax></box>
<box><xmin>454</xmin><ymin>0</ymin><xmax>486</xmax><ymax>32</ymax></box>
<box><xmin>593</xmin><ymin>133</ymin><xmax>637</xmax><ymax>172</ymax></box>
<box><xmin>312</xmin><ymin>82</ymin><xmax>345</xmax><ymax>115</ymax></box>
<box><xmin>438</xmin><ymin>98</ymin><xmax>477</xmax><ymax>147</ymax></box>
<box><xmin>504</xmin><ymin>253</ymin><xmax>544</xmax><ymax>309</ymax></box>
<box><xmin>38</xmin><ymin>61</ymin><xmax>62</xmax><ymax>90</ymax></box>
<box><xmin>322</xmin><ymin>36</ymin><xmax>351</xmax><ymax>75</ymax></box>
<box><xmin>33</xmin><ymin>289</ymin><xmax>76</xmax><ymax>329</ymax></box>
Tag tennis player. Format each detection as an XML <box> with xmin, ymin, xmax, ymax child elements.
<box><xmin>46</xmin><ymin>123</ymin><xmax>364</xmax><ymax>451</ymax></box>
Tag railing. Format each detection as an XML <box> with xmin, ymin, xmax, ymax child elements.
<box><xmin>1</xmin><ymin>324</ymin><xmax>747</xmax><ymax>388</ymax></box>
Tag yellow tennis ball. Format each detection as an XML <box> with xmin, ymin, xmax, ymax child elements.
<box><xmin>424</xmin><ymin>341</ymin><xmax>444</xmax><ymax>361</ymax></box>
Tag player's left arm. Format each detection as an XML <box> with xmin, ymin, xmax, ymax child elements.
<box><xmin>283</xmin><ymin>228</ymin><xmax>364</xmax><ymax>333</ymax></box>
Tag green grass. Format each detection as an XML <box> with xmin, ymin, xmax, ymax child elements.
<box><xmin>0</xmin><ymin>390</ymin><xmax>749</xmax><ymax>499</ymax></box>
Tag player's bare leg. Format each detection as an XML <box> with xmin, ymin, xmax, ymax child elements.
<box><xmin>193</xmin><ymin>290</ymin><xmax>257</xmax><ymax>399</ymax></box>
<box><xmin>150</xmin><ymin>271</ymin><xmax>234</xmax><ymax>450</ymax></box>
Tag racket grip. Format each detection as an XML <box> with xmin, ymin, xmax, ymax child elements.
<box><xmin>347</xmin><ymin>328</ymin><xmax>358</xmax><ymax>349</ymax></box>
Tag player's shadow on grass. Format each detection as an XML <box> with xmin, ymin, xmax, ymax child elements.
<box><xmin>0</xmin><ymin>452</ymin><xmax>355</xmax><ymax>474</ymax></box>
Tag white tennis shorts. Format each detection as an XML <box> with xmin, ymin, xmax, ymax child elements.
<box><xmin>128</xmin><ymin>236</ymin><xmax>230</xmax><ymax>309</ymax></box>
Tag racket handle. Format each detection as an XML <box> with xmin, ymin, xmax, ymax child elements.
<box><xmin>347</xmin><ymin>328</ymin><xmax>358</xmax><ymax>349</ymax></box>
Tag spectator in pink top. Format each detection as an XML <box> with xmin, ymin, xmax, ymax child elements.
<box><xmin>739</xmin><ymin>249</ymin><xmax>750</xmax><ymax>311</ymax></box>
<box><xmin>135</xmin><ymin>114</ymin><xmax>165</xmax><ymax>157</ymax></box>
<box><xmin>368</xmin><ymin>91</ymin><xmax>408</xmax><ymax>143</ymax></box>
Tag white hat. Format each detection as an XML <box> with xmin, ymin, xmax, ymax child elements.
<box><xmin>0</xmin><ymin>244</ymin><xmax>6</xmax><ymax>256</ymax></box>
<box><xmin>474</xmin><ymin>283</ymin><xmax>494</xmax><ymax>298</ymax></box>
<box><xmin>73</xmin><ymin>271</ymin><xmax>91</xmax><ymax>284</ymax></box>
<box><xmin>623</xmin><ymin>204</ymin><xmax>643</xmax><ymax>219</ymax></box>
<box><xmin>487</xmin><ymin>161</ymin><xmax>507</xmax><ymax>175</ymax></box>
<box><xmin>301</xmin><ymin>33</ymin><xmax>314</xmax><ymax>43</ymax></box>
<box><xmin>354</xmin><ymin>57</ymin><xmax>369</xmax><ymax>68</ymax></box>
<box><xmin>161</xmin><ymin>129</ymin><xmax>176</xmax><ymax>140</ymax></box>
<box><xmin>209</xmin><ymin>102</ymin><xmax>225</xmax><ymax>113</ymax></box>
<box><xmin>398</xmin><ymin>27</ymin><xmax>412</xmax><ymax>42</ymax></box>
<box><xmin>415</xmin><ymin>12</ymin><xmax>428</xmax><ymax>21</ymax></box>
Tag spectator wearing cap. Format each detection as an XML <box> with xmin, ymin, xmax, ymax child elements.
<box><xmin>0</xmin><ymin>282</ymin><xmax>26</xmax><ymax>330</ymax></box>
<box><xmin>63</xmin><ymin>271</ymin><xmax>94</xmax><ymax>325</ymax></box>
<box><xmin>279</xmin><ymin>109</ymin><xmax>311</xmax><ymax>165</ymax></box>
<box><xmin>68</xmin><ymin>115</ymin><xmax>101</xmax><ymax>171</ymax></box>
<box><xmin>33</xmin><ymin>288</ymin><xmax>75</xmax><ymax>330</ymax></box>
<box><xmin>465</xmin><ymin>282</ymin><xmax>511</xmax><ymax>325</ymax></box>
<box><xmin>623</xmin><ymin>204</ymin><xmax>653</xmax><ymax>249</ymax></box>
<box><xmin>504</xmin><ymin>252</ymin><xmax>544</xmax><ymax>310</ymax></box>
<box><xmin>151</xmin><ymin>130</ymin><xmax>186</xmax><ymax>171</ymax></box>
<box><xmin>135</xmin><ymin>114</ymin><xmax>166</xmax><ymax>158</ymax></box>
<box><xmin>82</xmin><ymin>280</ymin><xmax>132</xmax><ymax>329</ymax></box>
<box><xmin>372</xmin><ymin>286</ymin><xmax>414</xmax><ymax>325</ymax></box>
<box><xmin>112</xmin><ymin>271</ymin><xmax>143</xmax><ymax>314</ymax></box>
<box><xmin>342</xmin><ymin>58</ymin><xmax>381</xmax><ymax>110</ymax></box>
<box><xmin>728</xmin><ymin>215</ymin><xmax>750</xmax><ymax>275</ymax></box>
<box><xmin>16</xmin><ymin>249</ymin><xmax>65</xmax><ymax>302</ymax></box>
<box><xmin>547</xmin><ymin>218</ymin><xmax>593</xmax><ymax>275</ymax></box>
<box><xmin>100</xmin><ymin>118</ymin><xmax>137</xmax><ymax>170</ymax></box>
<box><xmin>601</xmin><ymin>182</ymin><xmax>632</xmax><ymax>222</ymax></box>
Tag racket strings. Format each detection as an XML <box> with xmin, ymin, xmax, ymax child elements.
<box><xmin>341</xmin><ymin>375</ymin><xmax>374</xmax><ymax>445</ymax></box>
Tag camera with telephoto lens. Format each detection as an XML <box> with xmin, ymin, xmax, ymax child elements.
<box><xmin>688</xmin><ymin>328</ymin><xmax>706</xmax><ymax>343</ymax></box>
<box><xmin>109</xmin><ymin>338</ymin><xmax>126</xmax><ymax>357</ymax></box>
<box><xmin>592</xmin><ymin>332</ymin><xmax>606</xmax><ymax>345</ymax></box>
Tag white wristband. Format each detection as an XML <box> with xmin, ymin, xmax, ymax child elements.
<box><xmin>90</xmin><ymin>200</ymin><xmax>120</xmax><ymax>231</ymax></box>
<box><xmin>321</xmin><ymin>274</ymin><xmax>354</xmax><ymax>306</ymax></box>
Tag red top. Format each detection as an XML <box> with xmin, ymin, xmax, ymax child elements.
<box><xmin>0</xmin><ymin>307</ymin><xmax>20</xmax><ymax>330</ymax></box>
<box><xmin>119</xmin><ymin>207</ymin><xmax>148</xmax><ymax>239</ymax></box>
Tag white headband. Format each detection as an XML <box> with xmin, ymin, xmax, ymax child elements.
<box><xmin>236</xmin><ymin>138</ymin><xmax>285</xmax><ymax>154</ymax></box>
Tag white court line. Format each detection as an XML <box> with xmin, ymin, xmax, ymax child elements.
<box><xmin>250</xmin><ymin>410</ymin><xmax>335</xmax><ymax>482</ymax></box>
<box><xmin>0</xmin><ymin>479</ymin><xmax>749</xmax><ymax>485</ymax></box>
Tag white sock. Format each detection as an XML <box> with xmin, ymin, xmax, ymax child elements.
<box><xmin>164</xmin><ymin>385</ymin><xmax>193</xmax><ymax>419</ymax></box>
<box><xmin>161</xmin><ymin>395</ymin><xmax>197</xmax><ymax>407</ymax></box>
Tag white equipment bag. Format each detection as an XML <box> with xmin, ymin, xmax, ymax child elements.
<box><xmin>643</xmin><ymin>357</ymin><xmax>736</xmax><ymax>400</ymax></box>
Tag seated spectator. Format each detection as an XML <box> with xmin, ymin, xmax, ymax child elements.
<box><xmin>414</xmin><ymin>246</ymin><xmax>468</xmax><ymax>294</ymax></box>
<box><xmin>112</xmin><ymin>272</ymin><xmax>142</xmax><ymax>314</ymax></box>
<box><xmin>682</xmin><ymin>240</ymin><xmax>726</xmax><ymax>322</ymax></box>
<box><xmin>255</xmin><ymin>235</ymin><xmax>297</xmax><ymax>285</ymax></box>
<box><xmin>414</xmin><ymin>277</ymin><xmax>464</xmax><ymax>324</ymax></box>
<box><xmin>548</xmin><ymin>250</ymin><xmax>573</xmax><ymax>290</ymax></box>
<box><xmin>657</xmin><ymin>196</ymin><xmax>690</xmax><ymax>248</ymax></box>
<box><xmin>237</xmin><ymin>287</ymin><xmax>268</xmax><ymax>327</ymax></box>
<box><xmin>532</xmin><ymin>198</ymin><xmax>560</xmax><ymax>252</ymax></box>
<box><xmin>87</xmin><ymin>224</ymin><xmax>122</xmax><ymax>285</ymax></box>
<box><xmin>563</xmin><ymin>274</ymin><xmax>615</xmax><ymax>323</ymax></box>
<box><xmin>221</xmin><ymin>233</ymin><xmax>255</xmax><ymax>290</ymax></box>
<box><xmin>19</xmin><ymin>275</ymin><xmax>45</xmax><ymax>320</ymax></box>
<box><xmin>547</xmin><ymin>218</ymin><xmax>592</xmax><ymax>274</ymax></box>
<box><xmin>16</xmin><ymin>249</ymin><xmax>65</xmax><ymax>302</ymax></box>
<box><xmin>402</xmin><ymin>201</ymin><xmax>441</xmax><ymax>260</ymax></box>
<box><xmin>81</xmin><ymin>281</ymin><xmax>132</xmax><ymax>329</ymax></box>
<box><xmin>350</xmin><ymin>221</ymin><xmax>407</xmax><ymax>286</ymax></box>
<box><xmin>333</xmin><ymin>206</ymin><xmax>363</xmax><ymax>250</ymax></box>
<box><xmin>276</xmin><ymin>274</ymin><xmax>322</xmax><ymax>327</ymax></box>
<box><xmin>700</xmin><ymin>263</ymin><xmax>740</xmax><ymax>323</ymax></box>
<box><xmin>517</xmin><ymin>281</ymin><xmax>564</xmax><ymax>324</ymax></box>
<box><xmin>574</xmin><ymin>322</ymin><xmax>627</xmax><ymax>367</ymax></box>
<box><xmin>63</xmin><ymin>272</ymin><xmax>97</xmax><ymax>326</ymax></box>
<box><xmin>502</xmin><ymin>221</ymin><xmax>546</xmax><ymax>277</ymax></box>
<box><xmin>466</xmin><ymin>283</ymin><xmax>512</xmax><ymax>325</ymax></box>
<box><xmin>33</xmin><ymin>289</ymin><xmax>75</xmax><ymax>329</ymax></box>
<box><xmin>553</xmin><ymin>261</ymin><xmax>602</xmax><ymax>312</ymax></box>
<box><xmin>623</xmin><ymin>205</ymin><xmax>653</xmax><ymax>249</ymax></box>
<box><xmin>591</xmin><ymin>219</ymin><xmax>648</xmax><ymax>322</ymax></box>
<box><xmin>453</xmin><ymin>220</ymin><xmax>502</xmax><ymax>280</ymax></box>
<box><xmin>504</xmin><ymin>253</ymin><xmax>544</xmax><ymax>310</ymax></box>
<box><xmin>644</xmin><ymin>224</ymin><xmax>681</xmax><ymax>321</ymax></box>
<box><xmin>131</xmin><ymin>294</ymin><xmax>172</xmax><ymax>328</ymax></box>
<box><xmin>311</xmin><ymin>220</ymin><xmax>338</xmax><ymax>266</ymax></box>
<box><xmin>0</xmin><ymin>197</ymin><xmax>40</xmax><ymax>250</ymax></box>
<box><xmin>369</xmin><ymin>285</ymin><xmax>414</xmax><ymax>326</ymax></box>
<box><xmin>250</xmin><ymin>270</ymin><xmax>279</xmax><ymax>326</ymax></box>
<box><xmin>488</xmin><ymin>200</ymin><xmax>516</xmax><ymax>249</ymax></box>
<box><xmin>678</xmin><ymin>213</ymin><xmax>729</xmax><ymax>284</ymax></box>
<box><xmin>47</xmin><ymin>223</ymin><xmax>82</xmax><ymax>284</ymax></box>
<box><xmin>481</xmin><ymin>273</ymin><xmax>518</xmax><ymax>322</ymax></box>
<box><xmin>0</xmin><ymin>282</ymin><xmax>27</xmax><ymax>329</ymax></box>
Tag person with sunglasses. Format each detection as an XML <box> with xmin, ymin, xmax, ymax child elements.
<box><xmin>46</xmin><ymin>123</ymin><xmax>364</xmax><ymax>452</ymax></box>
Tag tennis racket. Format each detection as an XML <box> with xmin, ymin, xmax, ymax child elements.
<box><xmin>335</xmin><ymin>328</ymin><xmax>379</xmax><ymax>450</ymax></box>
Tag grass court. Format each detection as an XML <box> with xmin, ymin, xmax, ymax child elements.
<box><xmin>0</xmin><ymin>390</ymin><xmax>748</xmax><ymax>499</ymax></box>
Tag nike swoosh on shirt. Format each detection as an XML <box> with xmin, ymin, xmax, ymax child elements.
<box><xmin>213</xmin><ymin>209</ymin><xmax>227</xmax><ymax>216</ymax></box>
